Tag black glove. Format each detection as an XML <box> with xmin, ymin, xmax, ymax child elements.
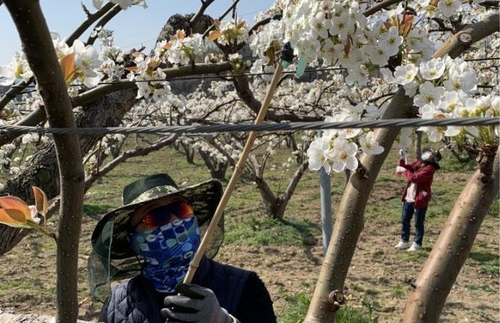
<box><xmin>161</xmin><ymin>283</ymin><xmax>232</xmax><ymax>323</ymax></box>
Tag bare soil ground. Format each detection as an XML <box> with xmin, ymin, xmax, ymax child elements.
<box><xmin>0</xmin><ymin>171</ymin><xmax>498</xmax><ymax>322</ymax></box>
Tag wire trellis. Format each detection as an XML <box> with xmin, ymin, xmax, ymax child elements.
<box><xmin>0</xmin><ymin>117</ymin><xmax>497</xmax><ymax>136</ymax></box>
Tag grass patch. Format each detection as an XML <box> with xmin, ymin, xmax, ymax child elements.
<box><xmin>394</xmin><ymin>249</ymin><xmax>428</xmax><ymax>263</ymax></box>
<box><xmin>469</xmin><ymin>251</ymin><xmax>500</xmax><ymax>276</ymax></box>
<box><xmin>83</xmin><ymin>203</ymin><xmax>112</xmax><ymax>217</ymax></box>
<box><xmin>225</xmin><ymin>216</ymin><xmax>320</xmax><ymax>246</ymax></box>
<box><xmin>278</xmin><ymin>293</ymin><xmax>379</xmax><ymax>323</ymax></box>
<box><xmin>465</xmin><ymin>284</ymin><xmax>497</xmax><ymax>293</ymax></box>
<box><xmin>487</xmin><ymin>196</ymin><xmax>499</xmax><ymax>218</ymax></box>
<box><xmin>438</xmin><ymin>155</ymin><xmax>476</xmax><ymax>172</ymax></box>
<box><xmin>1</xmin><ymin>136</ymin><xmax>498</xmax><ymax>321</ymax></box>
<box><xmin>392</xmin><ymin>285</ymin><xmax>405</xmax><ymax>298</ymax></box>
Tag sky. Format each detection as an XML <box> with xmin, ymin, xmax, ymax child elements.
<box><xmin>0</xmin><ymin>0</ymin><xmax>275</xmax><ymax>66</ymax></box>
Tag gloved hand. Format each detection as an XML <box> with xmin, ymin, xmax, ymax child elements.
<box><xmin>398</xmin><ymin>148</ymin><xmax>406</xmax><ymax>160</ymax></box>
<box><xmin>161</xmin><ymin>283</ymin><xmax>232</xmax><ymax>323</ymax></box>
<box><xmin>396</xmin><ymin>166</ymin><xmax>406</xmax><ymax>173</ymax></box>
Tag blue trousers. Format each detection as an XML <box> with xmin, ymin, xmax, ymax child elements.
<box><xmin>400</xmin><ymin>201</ymin><xmax>427</xmax><ymax>246</ymax></box>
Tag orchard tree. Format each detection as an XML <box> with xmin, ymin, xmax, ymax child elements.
<box><xmin>1</xmin><ymin>1</ymin><xmax>85</xmax><ymax>323</ymax></box>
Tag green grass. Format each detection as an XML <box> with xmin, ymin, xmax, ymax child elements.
<box><xmin>391</xmin><ymin>285</ymin><xmax>405</xmax><ymax>298</ymax></box>
<box><xmin>487</xmin><ymin>196</ymin><xmax>499</xmax><ymax>218</ymax></box>
<box><xmin>465</xmin><ymin>283</ymin><xmax>497</xmax><ymax>293</ymax></box>
<box><xmin>438</xmin><ymin>155</ymin><xmax>477</xmax><ymax>172</ymax></box>
<box><xmin>83</xmin><ymin>203</ymin><xmax>112</xmax><ymax>218</ymax></box>
<box><xmin>225</xmin><ymin>215</ymin><xmax>320</xmax><ymax>246</ymax></box>
<box><xmin>469</xmin><ymin>250</ymin><xmax>500</xmax><ymax>276</ymax></box>
<box><xmin>279</xmin><ymin>293</ymin><xmax>379</xmax><ymax>323</ymax></box>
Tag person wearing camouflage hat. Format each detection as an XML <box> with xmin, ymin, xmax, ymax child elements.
<box><xmin>88</xmin><ymin>173</ymin><xmax>276</xmax><ymax>323</ymax></box>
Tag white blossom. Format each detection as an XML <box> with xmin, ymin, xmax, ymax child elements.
<box><xmin>419</xmin><ymin>57</ymin><xmax>446</xmax><ymax>81</ymax></box>
<box><xmin>414</xmin><ymin>82</ymin><xmax>445</xmax><ymax>107</ymax></box>
<box><xmin>359</xmin><ymin>132</ymin><xmax>384</xmax><ymax>155</ymax></box>
<box><xmin>325</xmin><ymin>138</ymin><xmax>359</xmax><ymax>172</ymax></box>
<box><xmin>72</xmin><ymin>40</ymin><xmax>102</xmax><ymax>87</ymax></box>
<box><xmin>378</xmin><ymin>26</ymin><xmax>403</xmax><ymax>57</ymax></box>
<box><xmin>307</xmin><ymin>137</ymin><xmax>332</xmax><ymax>174</ymax></box>
<box><xmin>438</xmin><ymin>0</ymin><xmax>461</xmax><ymax>17</ymax></box>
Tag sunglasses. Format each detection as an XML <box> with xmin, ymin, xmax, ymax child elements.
<box><xmin>134</xmin><ymin>200</ymin><xmax>194</xmax><ymax>231</ymax></box>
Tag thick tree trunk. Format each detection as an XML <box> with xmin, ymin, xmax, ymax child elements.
<box><xmin>303</xmin><ymin>87</ymin><xmax>414</xmax><ymax>322</ymax></box>
<box><xmin>4</xmin><ymin>1</ymin><xmax>88</xmax><ymax>322</ymax></box>
<box><xmin>0</xmin><ymin>89</ymin><xmax>138</xmax><ymax>256</ymax></box>
<box><xmin>403</xmin><ymin>145</ymin><xmax>499</xmax><ymax>322</ymax></box>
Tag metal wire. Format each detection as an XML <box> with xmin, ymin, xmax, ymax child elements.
<box><xmin>0</xmin><ymin>117</ymin><xmax>498</xmax><ymax>136</ymax></box>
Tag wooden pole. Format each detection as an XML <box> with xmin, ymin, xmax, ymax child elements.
<box><xmin>184</xmin><ymin>62</ymin><xmax>284</xmax><ymax>283</ymax></box>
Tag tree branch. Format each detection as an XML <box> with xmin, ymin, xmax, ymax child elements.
<box><xmin>433</xmin><ymin>13</ymin><xmax>500</xmax><ymax>59</ymax></box>
<box><xmin>73</xmin><ymin>61</ymin><xmax>233</xmax><ymax>107</ymax></box>
<box><xmin>202</xmin><ymin>0</ymin><xmax>241</xmax><ymax>37</ymax></box>
<box><xmin>363</xmin><ymin>0</ymin><xmax>404</xmax><ymax>17</ymax></box>
<box><xmin>0</xmin><ymin>61</ymin><xmax>234</xmax><ymax>147</ymax></box>
<box><xmin>86</xmin><ymin>4</ymin><xmax>123</xmax><ymax>45</ymax></box>
<box><xmin>68</xmin><ymin>2</ymin><xmax>117</xmax><ymax>45</ymax></box>
<box><xmin>190</xmin><ymin>0</ymin><xmax>215</xmax><ymax>26</ymax></box>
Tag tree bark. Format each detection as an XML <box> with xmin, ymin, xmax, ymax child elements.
<box><xmin>0</xmin><ymin>88</ymin><xmax>138</xmax><ymax>256</ymax></box>
<box><xmin>3</xmin><ymin>1</ymin><xmax>86</xmax><ymax>322</ymax></box>
<box><xmin>433</xmin><ymin>13</ymin><xmax>499</xmax><ymax>59</ymax></box>
<box><xmin>303</xmin><ymin>87</ymin><xmax>413</xmax><ymax>322</ymax></box>
<box><xmin>403</xmin><ymin>145</ymin><xmax>499</xmax><ymax>322</ymax></box>
<box><xmin>274</xmin><ymin>160</ymin><xmax>309</xmax><ymax>219</ymax></box>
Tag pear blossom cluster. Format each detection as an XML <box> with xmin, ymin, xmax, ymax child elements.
<box><xmin>248</xmin><ymin>19</ymin><xmax>284</xmax><ymax>74</ymax></box>
<box><xmin>380</xmin><ymin>55</ymin><xmax>499</xmax><ymax>145</ymax></box>
<box><xmin>153</xmin><ymin>32</ymin><xmax>208</xmax><ymax>67</ymax></box>
<box><xmin>306</xmin><ymin>103</ymin><xmax>385</xmax><ymax>174</ymax></box>
<box><xmin>0</xmin><ymin>0</ymin><xmax>498</xmax><ymax>178</ymax></box>
<box><xmin>0</xmin><ymin>52</ymin><xmax>32</xmax><ymax>86</ymax></box>
<box><xmin>276</xmin><ymin>0</ymin><xmax>497</xmax><ymax>172</ymax></box>
<box><xmin>279</xmin><ymin>1</ymin><xmax>438</xmax><ymax>86</ymax></box>
<box><xmin>213</xmin><ymin>18</ymin><xmax>249</xmax><ymax>47</ymax></box>
<box><xmin>0</xmin><ymin>33</ymin><xmax>102</xmax><ymax>88</ymax></box>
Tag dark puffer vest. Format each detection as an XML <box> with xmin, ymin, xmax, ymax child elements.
<box><xmin>100</xmin><ymin>256</ymin><xmax>276</xmax><ymax>323</ymax></box>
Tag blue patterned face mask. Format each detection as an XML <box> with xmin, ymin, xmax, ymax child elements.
<box><xmin>128</xmin><ymin>216</ymin><xmax>200</xmax><ymax>293</ymax></box>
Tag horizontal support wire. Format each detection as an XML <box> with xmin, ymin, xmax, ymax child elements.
<box><xmin>0</xmin><ymin>117</ymin><xmax>498</xmax><ymax>136</ymax></box>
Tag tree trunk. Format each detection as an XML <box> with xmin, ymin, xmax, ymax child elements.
<box><xmin>303</xmin><ymin>87</ymin><xmax>414</xmax><ymax>322</ymax></box>
<box><xmin>4</xmin><ymin>1</ymin><xmax>88</xmax><ymax>322</ymax></box>
<box><xmin>198</xmin><ymin>149</ymin><xmax>229</xmax><ymax>179</ymax></box>
<box><xmin>274</xmin><ymin>160</ymin><xmax>309</xmax><ymax>219</ymax></box>
<box><xmin>403</xmin><ymin>145</ymin><xmax>499</xmax><ymax>322</ymax></box>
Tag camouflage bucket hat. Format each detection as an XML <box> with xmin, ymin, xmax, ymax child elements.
<box><xmin>91</xmin><ymin>173</ymin><xmax>223</xmax><ymax>259</ymax></box>
<box><xmin>88</xmin><ymin>173</ymin><xmax>224</xmax><ymax>301</ymax></box>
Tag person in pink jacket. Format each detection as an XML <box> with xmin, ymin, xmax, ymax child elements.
<box><xmin>395</xmin><ymin>148</ymin><xmax>440</xmax><ymax>251</ymax></box>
